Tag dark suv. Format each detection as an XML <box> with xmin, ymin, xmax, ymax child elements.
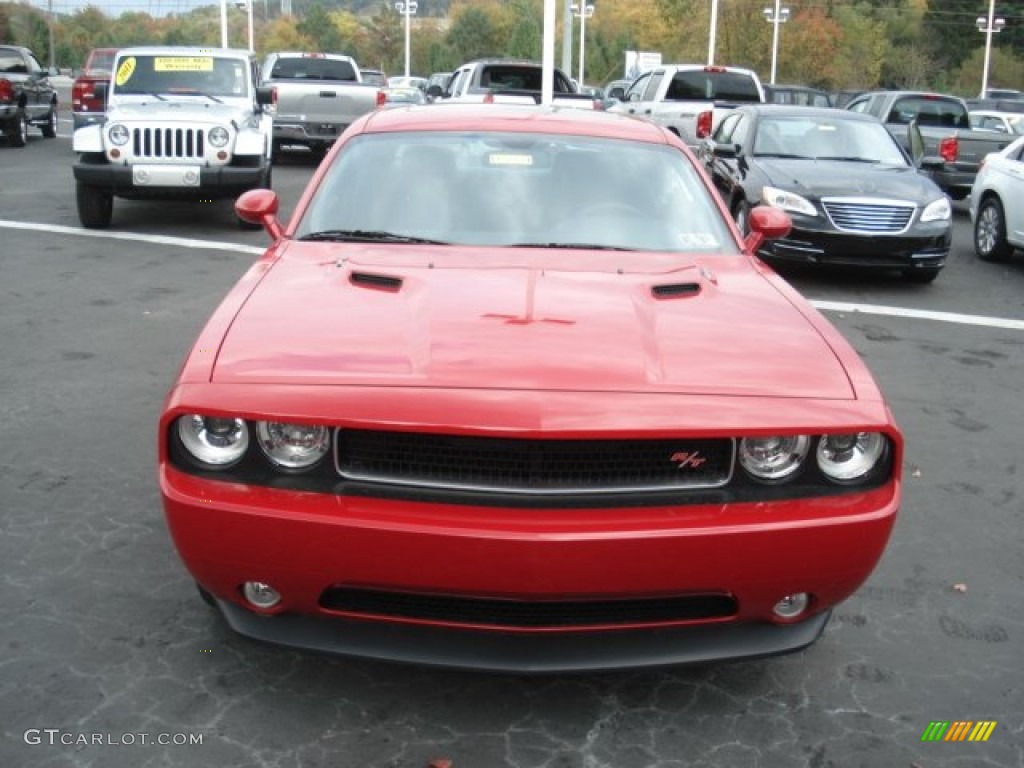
<box><xmin>0</xmin><ymin>45</ymin><xmax>59</xmax><ymax>146</ymax></box>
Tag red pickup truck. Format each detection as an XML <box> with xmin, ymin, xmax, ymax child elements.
<box><xmin>71</xmin><ymin>47</ymin><xmax>118</xmax><ymax>130</ymax></box>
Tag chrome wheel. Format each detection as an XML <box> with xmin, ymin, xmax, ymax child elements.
<box><xmin>975</xmin><ymin>198</ymin><xmax>1012</xmax><ymax>262</ymax></box>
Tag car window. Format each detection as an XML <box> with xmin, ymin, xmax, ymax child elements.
<box><xmin>753</xmin><ymin>115</ymin><xmax>908</xmax><ymax>164</ymax></box>
<box><xmin>0</xmin><ymin>48</ymin><xmax>28</xmax><ymax>74</ymax></box>
<box><xmin>713</xmin><ymin>113</ymin><xmax>741</xmax><ymax>143</ymax></box>
<box><xmin>113</xmin><ymin>54</ymin><xmax>249</xmax><ymax>97</ymax></box>
<box><xmin>846</xmin><ymin>98</ymin><xmax>870</xmax><ymax>114</ymax></box>
<box><xmin>642</xmin><ymin>72</ymin><xmax>664</xmax><ymax>101</ymax></box>
<box><xmin>270</xmin><ymin>57</ymin><xmax>357</xmax><ymax>82</ymax></box>
<box><xmin>887</xmin><ymin>96</ymin><xmax>969</xmax><ymax>129</ymax></box>
<box><xmin>667</xmin><ymin>70</ymin><xmax>761</xmax><ymax>102</ymax></box>
<box><xmin>625</xmin><ymin>73</ymin><xmax>650</xmax><ymax>102</ymax></box>
<box><xmin>298</xmin><ymin>131</ymin><xmax>735</xmax><ymax>253</ymax></box>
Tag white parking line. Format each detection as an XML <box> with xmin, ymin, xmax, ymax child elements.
<box><xmin>2</xmin><ymin>218</ymin><xmax>1023</xmax><ymax>331</ymax></box>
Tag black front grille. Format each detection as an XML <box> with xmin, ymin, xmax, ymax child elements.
<box><xmin>319</xmin><ymin>587</ymin><xmax>738</xmax><ymax>628</ymax></box>
<box><xmin>132</xmin><ymin>127</ymin><xmax>205</xmax><ymax>159</ymax></box>
<box><xmin>335</xmin><ymin>431</ymin><xmax>734</xmax><ymax>494</ymax></box>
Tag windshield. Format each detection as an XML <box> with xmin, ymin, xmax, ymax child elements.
<box><xmin>753</xmin><ymin>115</ymin><xmax>909</xmax><ymax>164</ymax></box>
<box><xmin>113</xmin><ymin>54</ymin><xmax>249</xmax><ymax>98</ymax></box>
<box><xmin>295</xmin><ymin>131</ymin><xmax>734</xmax><ymax>253</ymax></box>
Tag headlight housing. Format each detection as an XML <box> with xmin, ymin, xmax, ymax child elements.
<box><xmin>107</xmin><ymin>123</ymin><xmax>129</xmax><ymax>146</ymax></box>
<box><xmin>208</xmin><ymin>126</ymin><xmax>230</xmax><ymax>148</ymax></box>
<box><xmin>762</xmin><ymin>186</ymin><xmax>817</xmax><ymax>217</ymax></box>
<box><xmin>177</xmin><ymin>415</ymin><xmax>249</xmax><ymax>468</ymax></box>
<box><xmin>739</xmin><ymin>435</ymin><xmax>810</xmax><ymax>482</ymax></box>
<box><xmin>816</xmin><ymin>432</ymin><xmax>886</xmax><ymax>482</ymax></box>
<box><xmin>920</xmin><ymin>196</ymin><xmax>952</xmax><ymax>223</ymax></box>
<box><xmin>256</xmin><ymin>421</ymin><xmax>331</xmax><ymax>469</ymax></box>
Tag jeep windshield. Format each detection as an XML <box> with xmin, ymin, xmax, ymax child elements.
<box><xmin>112</xmin><ymin>54</ymin><xmax>249</xmax><ymax>98</ymax></box>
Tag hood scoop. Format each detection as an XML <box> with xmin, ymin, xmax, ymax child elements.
<box><xmin>350</xmin><ymin>271</ymin><xmax>404</xmax><ymax>292</ymax></box>
<box><xmin>651</xmin><ymin>281</ymin><xmax>702</xmax><ymax>299</ymax></box>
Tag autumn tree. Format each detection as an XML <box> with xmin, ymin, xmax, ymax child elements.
<box><xmin>446</xmin><ymin>4</ymin><xmax>501</xmax><ymax>62</ymax></box>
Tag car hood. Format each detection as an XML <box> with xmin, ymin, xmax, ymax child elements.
<box><xmin>757</xmin><ymin>159</ymin><xmax>941</xmax><ymax>201</ymax></box>
<box><xmin>107</xmin><ymin>98</ymin><xmax>252</xmax><ymax>124</ymax></box>
<box><xmin>212</xmin><ymin>245</ymin><xmax>854</xmax><ymax>399</ymax></box>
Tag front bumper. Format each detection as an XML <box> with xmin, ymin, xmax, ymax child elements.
<box><xmin>273</xmin><ymin>120</ymin><xmax>349</xmax><ymax>147</ymax></box>
<box><xmin>161</xmin><ymin>464</ymin><xmax>898</xmax><ymax>671</ymax></box>
<box><xmin>73</xmin><ymin>161</ymin><xmax>265</xmax><ymax>199</ymax></box>
<box><xmin>759</xmin><ymin>224</ymin><xmax>950</xmax><ymax>271</ymax></box>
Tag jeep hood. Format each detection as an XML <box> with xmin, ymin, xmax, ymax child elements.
<box><xmin>212</xmin><ymin>245</ymin><xmax>854</xmax><ymax>399</ymax></box>
<box><xmin>107</xmin><ymin>98</ymin><xmax>253</xmax><ymax>125</ymax></box>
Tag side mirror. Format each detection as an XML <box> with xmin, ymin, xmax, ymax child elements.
<box><xmin>255</xmin><ymin>84</ymin><xmax>276</xmax><ymax>107</ymax></box>
<box><xmin>609</xmin><ymin>87</ymin><xmax>624</xmax><ymax>100</ymax></box>
<box><xmin>744</xmin><ymin>205</ymin><xmax>791</xmax><ymax>253</ymax></box>
<box><xmin>426</xmin><ymin>84</ymin><xmax>443</xmax><ymax>99</ymax></box>
<box><xmin>236</xmin><ymin>189</ymin><xmax>284</xmax><ymax>240</ymax></box>
<box><xmin>711</xmin><ymin>142</ymin><xmax>739</xmax><ymax>158</ymax></box>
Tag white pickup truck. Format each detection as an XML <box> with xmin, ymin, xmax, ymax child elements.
<box><xmin>72</xmin><ymin>46</ymin><xmax>273</xmax><ymax>229</ymax></box>
<box><xmin>433</xmin><ymin>59</ymin><xmax>601</xmax><ymax>109</ymax></box>
<box><xmin>607</xmin><ymin>64</ymin><xmax>764</xmax><ymax>149</ymax></box>
<box><xmin>259</xmin><ymin>52</ymin><xmax>382</xmax><ymax>155</ymax></box>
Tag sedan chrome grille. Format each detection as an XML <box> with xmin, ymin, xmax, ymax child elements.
<box><xmin>822</xmin><ymin>197</ymin><xmax>915</xmax><ymax>234</ymax></box>
<box><xmin>335</xmin><ymin>430</ymin><xmax>735</xmax><ymax>494</ymax></box>
<box><xmin>132</xmin><ymin>127</ymin><xmax>205</xmax><ymax>159</ymax></box>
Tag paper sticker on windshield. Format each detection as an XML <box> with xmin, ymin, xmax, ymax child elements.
<box><xmin>154</xmin><ymin>57</ymin><xmax>214</xmax><ymax>73</ymax></box>
<box><xmin>115</xmin><ymin>57</ymin><xmax>136</xmax><ymax>86</ymax></box>
<box><xmin>677</xmin><ymin>233</ymin><xmax>720</xmax><ymax>248</ymax></box>
<box><xmin>488</xmin><ymin>153</ymin><xmax>533</xmax><ymax>167</ymax></box>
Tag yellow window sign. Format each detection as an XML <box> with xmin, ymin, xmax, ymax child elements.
<box><xmin>115</xmin><ymin>57</ymin><xmax>136</xmax><ymax>86</ymax></box>
<box><xmin>154</xmin><ymin>57</ymin><xmax>214</xmax><ymax>72</ymax></box>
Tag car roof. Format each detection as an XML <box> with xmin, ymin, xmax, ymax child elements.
<box><xmin>114</xmin><ymin>46</ymin><xmax>252</xmax><ymax>59</ymax></box>
<box><xmin>738</xmin><ymin>104</ymin><xmax>878</xmax><ymax>122</ymax></box>
<box><xmin>357</xmin><ymin>103</ymin><xmax>675</xmax><ymax>143</ymax></box>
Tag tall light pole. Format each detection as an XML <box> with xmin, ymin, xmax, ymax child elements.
<box><xmin>571</xmin><ymin>2</ymin><xmax>594</xmax><ymax>86</ymax></box>
<box><xmin>220</xmin><ymin>0</ymin><xmax>229</xmax><ymax>48</ymax></box>
<box><xmin>977</xmin><ymin>0</ymin><xmax>1005</xmax><ymax>98</ymax></box>
<box><xmin>763</xmin><ymin>2</ymin><xmax>790</xmax><ymax>85</ymax></box>
<box><xmin>562</xmin><ymin>0</ymin><xmax>573</xmax><ymax>79</ymax></box>
<box><xmin>708</xmin><ymin>0</ymin><xmax>719</xmax><ymax>66</ymax></box>
<box><xmin>396</xmin><ymin>1</ymin><xmax>418</xmax><ymax>78</ymax></box>
<box><xmin>236</xmin><ymin>0</ymin><xmax>254</xmax><ymax>53</ymax></box>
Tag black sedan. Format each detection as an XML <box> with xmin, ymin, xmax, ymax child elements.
<box><xmin>698</xmin><ymin>105</ymin><xmax>951</xmax><ymax>283</ymax></box>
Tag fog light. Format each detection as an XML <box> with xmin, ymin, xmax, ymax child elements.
<box><xmin>773</xmin><ymin>592</ymin><xmax>810</xmax><ymax>620</ymax></box>
<box><xmin>242</xmin><ymin>581</ymin><xmax>281</xmax><ymax>609</ymax></box>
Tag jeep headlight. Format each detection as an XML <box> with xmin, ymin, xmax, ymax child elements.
<box><xmin>208</xmin><ymin>126</ymin><xmax>230</xmax><ymax>148</ymax></box>
<box><xmin>107</xmin><ymin>123</ymin><xmax>130</xmax><ymax>146</ymax></box>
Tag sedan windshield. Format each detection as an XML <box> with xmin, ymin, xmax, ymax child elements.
<box><xmin>296</xmin><ymin>131</ymin><xmax>734</xmax><ymax>253</ymax></box>
<box><xmin>753</xmin><ymin>116</ymin><xmax>909</xmax><ymax>165</ymax></box>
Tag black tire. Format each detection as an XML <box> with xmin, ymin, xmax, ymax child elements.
<box><xmin>974</xmin><ymin>196</ymin><xmax>1013</xmax><ymax>262</ymax></box>
<box><xmin>8</xmin><ymin>109</ymin><xmax>28</xmax><ymax>147</ymax></box>
<box><xmin>41</xmin><ymin>103</ymin><xmax>57</xmax><ymax>138</ymax></box>
<box><xmin>902</xmin><ymin>267</ymin><xmax>941</xmax><ymax>284</ymax></box>
<box><xmin>733</xmin><ymin>200</ymin><xmax>751</xmax><ymax>236</ymax></box>
<box><xmin>76</xmin><ymin>181</ymin><xmax>113</xmax><ymax>228</ymax></box>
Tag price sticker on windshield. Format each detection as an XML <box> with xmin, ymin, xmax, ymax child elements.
<box><xmin>488</xmin><ymin>153</ymin><xmax>534</xmax><ymax>167</ymax></box>
<box><xmin>115</xmin><ymin>57</ymin><xmax>136</xmax><ymax>86</ymax></box>
<box><xmin>155</xmin><ymin>57</ymin><xmax>214</xmax><ymax>72</ymax></box>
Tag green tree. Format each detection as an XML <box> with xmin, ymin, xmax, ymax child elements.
<box><xmin>447</xmin><ymin>5</ymin><xmax>500</xmax><ymax>62</ymax></box>
<box><xmin>297</xmin><ymin>4</ymin><xmax>344</xmax><ymax>52</ymax></box>
<box><xmin>364</xmin><ymin>3</ymin><xmax>403</xmax><ymax>73</ymax></box>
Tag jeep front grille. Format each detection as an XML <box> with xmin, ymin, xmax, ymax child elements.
<box><xmin>132</xmin><ymin>127</ymin><xmax>205</xmax><ymax>159</ymax></box>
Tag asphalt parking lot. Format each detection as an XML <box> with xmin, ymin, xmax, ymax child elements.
<box><xmin>1</xmin><ymin>122</ymin><xmax>1022</xmax><ymax>768</ymax></box>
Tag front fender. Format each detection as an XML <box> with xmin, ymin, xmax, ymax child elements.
<box><xmin>234</xmin><ymin>128</ymin><xmax>267</xmax><ymax>158</ymax></box>
<box><xmin>73</xmin><ymin>124</ymin><xmax>104</xmax><ymax>153</ymax></box>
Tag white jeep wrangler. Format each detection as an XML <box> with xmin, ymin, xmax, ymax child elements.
<box><xmin>72</xmin><ymin>46</ymin><xmax>273</xmax><ymax>229</ymax></box>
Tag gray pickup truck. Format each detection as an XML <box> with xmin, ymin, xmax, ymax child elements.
<box><xmin>607</xmin><ymin>64</ymin><xmax>764</xmax><ymax>149</ymax></box>
<box><xmin>845</xmin><ymin>90</ymin><xmax>1013</xmax><ymax>200</ymax></box>
<box><xmin>0</xmin><ymin>44</ymin><xmax>59</xmax><ymax>147</ymax></box>
<box><xmin>259</xmin><ymin>52</ymin><xmax>382</xmax><ymax>155</ymax></box>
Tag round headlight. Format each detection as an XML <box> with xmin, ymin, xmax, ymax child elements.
<box><xmin>256</xmin><ymin>421</ymin><xmax>330</xmax><ymax>469</ymax></box>
<box><xmin>177</xmin><ymin>415</ymin><xmax>249</xmax><ymax>467</ymax></box>
<box><xmin>108</xmin><ymin>123</ymin><xmax>129</xmax><ymax>146</ymax></box>
<box><xmin>739</xmin><ymin>435</ymin><xmax>810</xmax><ymax>482</ymax></box>
<box><xmin>817</xmin><ymin>432</ymin><xmax>886</xmax><ymax>482</ymax></box>
<box><xmin>208</xmin><ymin>126</ymin><xmax>230</xmax><ymax>148</ymax></box>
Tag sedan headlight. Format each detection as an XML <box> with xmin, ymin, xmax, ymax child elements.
<box><xmin>256</xmin><ymin>421</ymin><xmax>330</xmax><ymax>469</ymax></box>
<box><xmin>208</xmin><ymin>126</ymin><xmax>230</xmax><ymax>148</ymax></box>
<box><xmin>177</xmin><ymin>415</ymin><xmax>249</xmax><ymax>468</ymax></box>
<box><xmin>107</xmin><ymin>123</ymin><xmax>130</xmax><ymax>146</ymax></box>
<box><xmin>739</xmin><ymin>435</ymin><xmax>810</xmax><ymax>482</ymax></box>
<box><xmin>920</xmin><ymin>196</ymin><xmax>952</xmax><ymax>223</ymax></box>
<box><xmin>762</xmin><ymin>186</ymin><xmax>817</xmax><ymax>217</ymax></box>
<box><xmin>816</xmin><ymin>432</ymin><xmax>886</xmax><ymax>483</ymax></box>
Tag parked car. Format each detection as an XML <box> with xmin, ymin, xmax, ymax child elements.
<box><xmin>159</xmin><ymin>104</ymin><xmax>903</xmax><ymax>673</ymax></box>
<box><xmin>845</xmin><ymin>90</ymin><xmax>1013</xmax><ymax>199</ymax></box>
<box><xmin>607</xmin><ymin>64</ymin><xmax>764</xmax><ymax>149</ymax></box>
<box><xmin>0</xmin><ymin>44</ymin><xmax>58</xmax><ymax>147</ymax></box>
<box><xmin>379</xmin><ymin>85</ymin><xmax>427</xmax><ymax>108</ymax></box>
<box><xmin>387</xmin><ymin>75</ymin><xmax>427</xmax><ymax>91</ymax></box>
<box><xmin>699</xmin><ymin>105</ymin><xmax>951</xmax><ymax>283</ymax></box>
<box><xmin>969</xmin><ymin>109</ymin><xmax>1024</xmax><ymax>136</ymax></box>
<box><xmin>983</xmin><ymin>88</ymin><xmax>1023</xmax><ymax>101</ymax></box>
<box><xmin>763</xmin><ymin>83</ymin><xmax>832</xmax><ymax>108</ymax></box>
<box><xmin>360</xmin><ymin>68</ymin><xmax>387</xmax><ymax>87</ymax></box>
<box><xmin>71</xmin><ymin>47</ymin><xmax>118</xmax><ymax>129</ymax></box>
<box><xmin>603</xmin><ymin>77</ymin><xmax>632</xmax><ymax>101</ymax></box>
<box><xmin>259</xmin><ymin>52</ymin><xmax>383</xmax><ymax>156</ymax></box>
<box><xmin>72</xmin><ymin>46</ymin><xmax>273</xmax><ymax>228</ymax></box>
<box><xmin>970</xmin><ymin>134</ymin><xmax>1024</xmax><ymax>262</ymax></box>
<box><xmin>435</xmin><ymin>58</ymin><xmax>598</xmax><ymax>108</ymax></box>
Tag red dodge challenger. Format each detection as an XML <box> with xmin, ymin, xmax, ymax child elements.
<box><xmin>159</xmin><ymin>104</ymin><xmax>902</xmax><ymax>672</ymax></box>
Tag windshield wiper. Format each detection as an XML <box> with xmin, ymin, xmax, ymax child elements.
<box><xmin>299</xmin><ymin>229</ymin><xmax>450</xmax><ymax>244</ymax></box>
<box><xmin>816</xmin><ymin>156</ymin><xmax>880</xmax><ymax>163</ymax></box>
<box><xmin>508</xmin><ymin>242</ymin><xmax>637</xmax><ymax>251</ymax></box>
<box><xmin>754</xmin><ymin>152</ymin><xmax>809</xmax><ymax>159</ymax></box>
